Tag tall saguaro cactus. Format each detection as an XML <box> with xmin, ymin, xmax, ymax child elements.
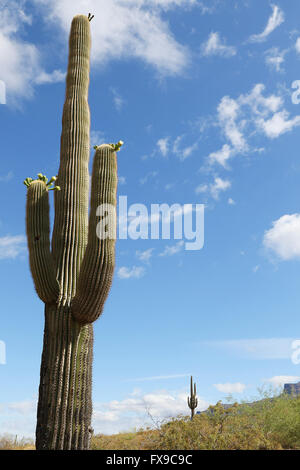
<box><xmin>24</xmin><ymin>15</ymin><xmax>121</xmax><ymax>450</ymax></box>
<box><xmin>187</xmin><ymin>376</ymin><xmax>198</xmax><ymax>420</ymax></box>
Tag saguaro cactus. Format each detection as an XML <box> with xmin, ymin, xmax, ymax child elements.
<box><xmin>24</xmin><ymin>15</ymin><xmax>121</xmax><ymax>450</ymax></box>
<box><xmin>187</xmin><ymin>376</ymin><xmax>198</xmax><ymax>420</ymax></box>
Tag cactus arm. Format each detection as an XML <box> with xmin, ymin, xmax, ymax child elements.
<box><xmin>51</xmin><ymin>14</ymin><xmax>91</xmax><ymax>301</ymax></box>
<box><xmin>25</xmin><ymin>179</ymin><xmax>59</xmax><ymax>303</ymax></box>
<box><xmin>71</xmin><ymin>144</ymin><xmax>118</xmax><ymax>324</ymax></box>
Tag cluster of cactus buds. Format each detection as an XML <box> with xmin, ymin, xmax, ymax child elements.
<box><xmin>93</xmin><ymin>140</ymin><xmax>124</xmax><ymax>152</ymax></box>
<box><xmin>187</xmin><ymin>376</ymin><xmax>198</xmax><ymax>420</ymax></box>
<box><xmin>23</xmin><ymin>173</ymin><xmax>61</xmax><ymax>191</ymax></box>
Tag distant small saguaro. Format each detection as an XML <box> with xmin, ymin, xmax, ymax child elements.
<box><xmin>187</xmin><ymin>375</ymin><xmax>198</xmax><ymax>420</ymax></box>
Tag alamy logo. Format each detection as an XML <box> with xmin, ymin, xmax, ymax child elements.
<box><xmin>96</xmin><ymin>196</ymin><xmax>205</xmax><ymax>251</ymax></box>
<box><xmin>0</xmin><ymin>340</ymin><xmax>6</xmax><ymax>365</ymax></box>
<box><xmin>0</xmin><ymin>80</ymin><xmax>6</xmax><ymax>105</ymax></box>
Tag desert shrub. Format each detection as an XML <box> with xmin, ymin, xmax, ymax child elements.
<box><xmin>0</xmin><ymin>434</ymin><xmax>34</xmax><ymax>450</ymax></box>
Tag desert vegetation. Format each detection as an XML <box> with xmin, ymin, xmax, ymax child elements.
<box><xmin>4</xmin><ymin>392</ymin><xmax>300</xmax><ymax>450</ymax></box>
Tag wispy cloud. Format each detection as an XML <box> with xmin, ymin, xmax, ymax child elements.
<box><xmin>110</xmin><ymin>87</ymin><xmax>124</xmax><ymax>111</ymax></box>
<box><xmin>118</xmin><ymin>176</ymin><xmax>126</xmax><ymax>185</ymax></box>
<box><xmin>157</xmin><ymin>137</ymin><xmax>170</xmax><ymax>157</ymax></box>
<box><xmin>172</xmin><ymin>135</ymin><xmax>198</xmax><ymax>161</ymax></box>
<box><xmin>214</xmin><ymin>382</ymin><xmax>246</xmax><ymax>394</ymax></box>
<box><xmin>136</xmin><ymin>248</ymin><xmax>154</xmax><ymax>263</ymax></box>
<box><xmin>0</xmin><ymin>235</ymin><xmax>26</xmax><ymax>260</ymax></box>
<box><xmin>248</xmin><ymin>4</ymin><xmax>284</xmax><ymax>43</ymax></box>
<box><xmin>34</xmin><ymin>69</ymin><xmax>65</xmax><ymax>85</ymax></box>
<box><xmin>201</xmin><ymin>32</ymin><xmax>236</xmax><ymax>57</ymax></box>
<box><xmin>0</xmin><ymin>171</ymin><xmax>13</xmax><ymax>182</ymax></box>
<box><xmin>265</xmin><ymin>47</ymin><xmax>287</xmax><ymax>73</ymax></box>
<box><xmin>195</xmin><ymin>176</ymin><xmax>231</xmax><ymax>200</ymax></box>
<box><xmin>117</xmin><ymin>266</ymin><xmax>145</xmax><ymax>279</ymax></box>
<box><xmin>159</xmin><ymin>240</ymin><xmax>184</xmax><ymax>256</ymax></box>
<box><xmin>90</xmin><ymin>130</ymin><xmax>106</xmax><ymax>148</ymax></box>
<box><xmin>205</xmin><ymin>83</ymin><xmax>299</xmax><ymax>170</ymax></box>
<box><xmin>208</xmin><ymin>144</ymin><xmax>233</xmax><ymax>168</ymax></box>
<box><xmin>265</xmin><ymin>376</ymin><xmax>300</xmax><ymax>387</ymax></box>
<box><xmin>139</xmin><ymin>171</ymin><xmax>158</xmax><ymax>185</ymax></box>
<box><xmin>125</xmin><ymin>373</ymin><xmax>191</xmax><ymax>382</ymax></box>
<box><xmin>204</xmin><ymin>338</ymin><xmax>294</xmax><ymax>360</ymax></box>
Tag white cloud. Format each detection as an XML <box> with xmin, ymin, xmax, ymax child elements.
<box><xmin>0</xmin><ymin>387</ymin><xmax>211</xmax><ymax>438</ymax></box>
<box><xmin>208</xmin><ymin>144</ymin><xmax>233</xmax><ymax>168</ymax></box>
<box><xmin>136</xmin><ymin>248</ymin><xmax>154</xmax><ymax>263</ymax></box>
<box><xmin>159</xmin><ymin>240</ymin><xmax>184</xmax><ymax>256</ymax></box>
<box><xmin>195</xmin><ymin>177</ymin><xmax>231</xmax><ymax>200</ymax></box>
<box><xmin>253</xmin><ymin>265</ymin><xmax>260</xmax><ymax>273</ymax></box>
<box><xmin>248</xmin><ymin>4</ymin><xmax>284</xmax><ymax>43</ymax></box>
<box><xmin>0</xmin><ymin>235</ymin><xmax>26</xmax><ymax>259</ymax></box>
<box><xmin>201</xmin><ymin>32</ymin><xmax>236</xmax><ymax>57</ymax></box>
<box><xmin>228</xmin><ymin>197</ymin><xmax>235</xmax><ymax>205</ymax></box>
<box><xmin>207</xmin><ymin>83</ymin><xmax>300</xmax><ymax>170</ymax></box>
<box><xmin>1</xmin><ymin>0</ymin><xmax>199</xmax><ymax>102</ymax></box>
<box><xmin>205</xmin><ymin>338</ymin><xmax>294</xmax><ymax>360</ymax></box>
<box><xmin>265</xmin><ymin>47</ymin><xmax>287</xmax><ymax>73</ymax></box>
<box><xmin>239</xmin><ymin>83</ymin><xmax>283</xmax><ymax>116</ymax></box>
<box><xmin>210</xmin><ymin>176</ymin><xmax>231</xmax><ymax>200</ymax></box>
<box><xmin>257</xmin><ymin>110</ymin><xmax>300</xmax><ymax>139</ymax></box>
<box><xmin>34</xmin><ymin>0</ymin><xmax>193</xmax><ymax>77</ymax></box>
<box><xmin>214</xmin><ymin>382</ymin><xmax>246</xmax><ymax>394</ymax></box>
<box><xmin>217</xmin><ymin>96</ymin><xmax>246</xmax><ymax>151</ymax></box>
<box><xmin>265</xmin><ymin>376</ymin><xmax>300</xmax><ymax>387</ymax></box>
<box><xmin>263</xmin><ymin>214</ymin><xmax>300</xmax><ymax>260</ymax></box>
<box><xmin>295</xmin><ymin>37</ymin><xmax>300</xmax><ymax>54</ymax></box>
<box><xmin>157</xmin><ymin>137</ymin><xmax>169</xmax><ymax>157</ymax></box>
<box><xmin>117</xmin><ymin>266</ymin><xmax>145</xmax><ymax>279</ymax></box>
<box><xmin>34</xmin><ymin>69</ymin><xmax>65</xmax><ymax>85</ymax></box>
<box><xmin>0</xmin><ymin>1</ymin><xmax>65</xmax><ymax>103</ymax></box>
<box><xmin>93</xmin><ymin>388</ymin><xmax>210</xmax><ymax>435</ymax></box>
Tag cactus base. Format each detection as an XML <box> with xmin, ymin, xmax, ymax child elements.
<box><xmin>36</xmin><ymin>304</ymin><xmax>93</xmax><ymax>450</ymax></box>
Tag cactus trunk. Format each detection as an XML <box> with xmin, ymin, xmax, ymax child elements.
<box><xmin>24</xmin><ymin>15</ymin><xmax>120</xmax><ymax>450</ymax></box>
<box><xmin>36</xmin><ymin>306</ymin><xmax>93</xmax><ymax>450</ymax></box>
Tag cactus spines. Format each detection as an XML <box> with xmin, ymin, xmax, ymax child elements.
<box><xmin>187</xmin><ymin>376</ymin><xmax>198</xmax><ymax>420</ymax></box>
<box><xmin>24</xmin><ymin>15</ymin><xmax>119</xmax><ymax>450</ymax></box>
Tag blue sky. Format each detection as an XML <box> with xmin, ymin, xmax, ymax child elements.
<box><xmin>2</xmin><ymin>0</ymin><xmax>300</xmax><ymax>438</ymax></box>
